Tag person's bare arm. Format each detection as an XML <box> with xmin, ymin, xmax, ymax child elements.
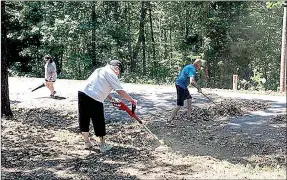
<box><xmin>116</xmin><ymin>90</ymin><xmax>135</xmax><ymax>103</ymax></box>
<box><xmin>190</xmin><ymin>77</ymin><xmax>202</xmax><ymax>92</ymax></box>
<box><xmin>107</xmin><ymin>94</ymin><xmax>113</xmax><ymax>101</ymax></box>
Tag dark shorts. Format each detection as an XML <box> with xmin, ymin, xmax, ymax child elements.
<box><xmin>45</xmin><ymin>79</ymin><xmax>56</xmax><ymax>82</ymax></box>
<box><xmin>78</xmin><ymin>91</ymin><xmax>106</xmax><ymax>137</ymax></box>
<box><xmin>176</xmin><ymin>84</ymin><xmax>192</xmax><ymax>106</ymax></box>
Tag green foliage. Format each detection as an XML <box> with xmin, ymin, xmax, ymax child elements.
<box><xmin>250</xmin><ymin>69</ymin><xmax>266</xmax><ymax>91</ymax></box>
<box><xmin>266</xmin><ymin>2</ymin><xmax>284</xmax><ymax>9</ymax></box>
<box><xmin>4</xmin><ymin>1</ymin><xmax>284</xmax><ymax>91</ymax></box>
<box><xmin>238</xmin><ymin>68</ymin><xmax>267</xmax><ymax>91</ymax></box>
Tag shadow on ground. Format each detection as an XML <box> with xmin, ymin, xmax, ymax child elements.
<box><xmin>1</xmin><ymin>143</ymin><xmax>140</xmax><ymax>179</ymax></box>
<box><xmin>2</xmin><ymin>90</ymin><xmax>286</xmax><ymax>179</ymax></box>
<box><xmin>33</xmin><ymin>95</ymin><xmax>67</xmax><ymax>100</ymax></box>
<box><xmin>1</xmin><ymin>107</ymin><xmax>152</xmax><ymax>179</ymax></box>
<box><xmin>125</xmin><ymin>91</ymin><xmax>286</xmax><ymax>168</ymax></box>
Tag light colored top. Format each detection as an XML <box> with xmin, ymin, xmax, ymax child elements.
<box><xmin>45</xmin><ymin>62</ymin><xmax>57</xmax><ymax>81</ymax></box>
<box><xmin>81</xmin><ymin>64</ymin><xmax>123</xmax><ymax>103</ymax></box>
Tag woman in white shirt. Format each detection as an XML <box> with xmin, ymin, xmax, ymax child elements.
<box><xmin>78</xmin><ymin>60</ymin><xmax>137</xmax><ymax>152</ymax></box>
<box><xmin>44</xmin><ymin>54</ymin><xmax>57</xmax><ymax>97</ymax></box>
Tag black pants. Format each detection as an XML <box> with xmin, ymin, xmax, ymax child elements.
<box><xmin>176</xmin><ymin>85</ymin><xmax>192</xmax><ymax>106</ymax></box>
<box><xmin>78</xmin><ymin>91</ymin><xmax>106</xmax><ymax>137</ymax></box>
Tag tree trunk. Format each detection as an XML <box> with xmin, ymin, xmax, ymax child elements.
<box><xmin>78</xmin><ymin>50</ymin><xmax>81</xmax><ymax>79</ymax></box>
<box><xmin>204</xmin><ymin>2</ymin><xmax>211</xmax><ymax>87</ymax></box>
<box><xmin>113</xmin><ymin>1</ymin><xmax>120</xmax><ymax>21</ymax></box>
<box><xmin>131</xmin><ymin>1</ymin><xmax>147</xmax><ymax>72</ymax></box>
<box><xmin>141</xmin><ymin>2</ymin><xmax>147</xmax><ymax>75</ymax></box>
<box><xmin>148</xmin><ymin>2</ymin><xmax>156</xmax><ymax>77</ymax></box>
<box><xmin>169</xmin><ymin>26</ymin><xmax>172</xmax><ymax>59</ymax></box>
<box><xmin>185</xmin><ymin>5</ymin><xmax>189</xmax><ymax>40</ymax></box>
<box><xmin>58</xmin><ymin>45</ymin><xmax>64</xmax><ymax>74</ymax></box>
<box><xmin>125</xmin><ymin>2</ymin><xmax>134</xmax><ymax>72</ymax></box>
<box><xmin>142</xmin><ymin>37</ymin><xmax>146</xmax><ymax>75</ymax></box>
<box><xmin>1</xmin><ymin>1</ymin><xmax>13</xmax><ymax>117</ymax></box>
<box><xmin>280</xmin><ymin>2</ymin><xmax>287</xmax><ymax>92</ymax></box>
<box><xmin>164</xmin><ymin>29</ymin><xmax>168</xmax><ymax>60</ymax></box>
<box><xmin>131</xmin><ymin>37</ymin><xmax>141</xmax><ymax>72</ymax></box>
<box><xmin>91</xmin><ymin>1</ymin><xmax>97</xmax><ymax>67</ymax></box>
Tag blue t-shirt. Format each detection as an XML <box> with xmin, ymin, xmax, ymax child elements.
<box><xmin>176</xmin><ymin>64</ymin><xmax>196</xmax><ymax>89</ymax></box>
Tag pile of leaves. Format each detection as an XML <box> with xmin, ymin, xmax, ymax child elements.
<box><xmin>269</xmin><ymin>114</ymin><xmax>286</xmax><ymax>123</ymax></box>
<box><xmin>233</xmin><ymin>99</ymin><xmax>270</xmax><ymax>111</ymax></box>
<box><xmin>180</xmin><ymin>99</ymin><xmax>270</xmax><ymax>121</ymax></box>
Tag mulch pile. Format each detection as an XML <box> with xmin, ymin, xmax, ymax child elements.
<box><xmin>180</xmin><ymin>99</ymin><xmax>270</xmax><ymax>121</ymax></box>
<box><xmin>269</xmin><ymin>114</ymin><xmax>286</xmax><ymax>123</ymax></box>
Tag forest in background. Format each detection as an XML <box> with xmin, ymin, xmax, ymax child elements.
<box><xmin>3</xmin><ymin>1</ymin><xmax>285</xmax><ymax>91</ymax></box>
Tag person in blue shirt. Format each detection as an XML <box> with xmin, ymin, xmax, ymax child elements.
<box><xmin>168</xmin><ymin>59</ymin><xmax>204</xmax><ymax>123</ymax></box>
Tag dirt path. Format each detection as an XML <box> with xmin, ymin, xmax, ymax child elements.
<box><xmin>2</xmin><ymin>77</ymin><xmax>286</xmax><ymax>179</ymax></box>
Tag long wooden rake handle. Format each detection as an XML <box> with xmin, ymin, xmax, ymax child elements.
<box><xmin>201</xmin><ymin>92</ymin><xmax>217</xmax><ymax>106</ymax></box>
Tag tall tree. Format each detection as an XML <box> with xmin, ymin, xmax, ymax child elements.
<box><xmin>141</xmin><ymin>2</ymin><xmax>147</xmax><ymax>74</ymax></box>
<box><xmin>280</xmin><ymin>2</ymin><xmax>287</xmax><ymax>92</ymax></box>
<box><xmin>91</xmin><ymin>1</ymin><xmax>97</xmax><ymax>67</ymax></box>
<box><xmin>147</xmin><ymin>2</ymin><xmax>156</xmax><ymax>77</ymax></box>
<box><xmin>125</xmin><ymin>2</ymin><xmax>134</xmax><ymax>72</ymax></box>
<box><xmin>131</xmin><ymin>1</ymin><xmax>147</xmax><ymax>72</ymax></box>
<box><xmin>1</xmin><ymin>1</ymin><xmax>13</xmax><ymax>117</ymax></box>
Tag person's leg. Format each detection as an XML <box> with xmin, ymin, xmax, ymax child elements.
<box><xmin>45</xmin><ymin>81</ymin><xmax>50</xmax><ymax>91</ymax></box>
<box><xmin>185</xmin><ymin>89</ymin><xmax>192</xmax><ymax>119</ymax></box>
<box><xmin>99</xmin><ymin>136</ymin><xmax>105</xmax><ymax>146</ymax></box>
<box><xmin>78</xmin><ymin>92</ymin><xmax>92</xmax><ymax>148</ymax></box>
<box><xmin>168</xmin><ymin>85</ymin><xmax>184</xmax><ymax>122</ymax></box>
<box><xmin>91</xmin><ymin>100</ymin><xmax>112</xmax><ymax>152</ymax></box>
<box><xmin>187</xmin><ymin>99</ymin><xmax>192</xmax><ymax>119</ymax></box>
<box><xmin>91</xmin><ymin>101</ymin><xmax>106</xmax><ymax>139</ymax></box>
<box><xmin>45</xmin><ymin>82</ymin><xmax>54</xmax><ymax>95</ymax></box>
<box><xmin>50</xmin><ymin>82</ymin><xmax>56</xmax><ymax>95</ymax></box>
<box><xmin>168</xmin><ymin>106</ymin><xmax>181</xmax><ymax>122</ymax></box>
<box><xmin>82</xmin><ymin>132</ymin><xmax>90</xmax><ymax>142</ymax></box>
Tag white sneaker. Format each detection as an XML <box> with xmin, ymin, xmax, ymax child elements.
<box><xmin>84</xmin><ymin>140</ymin><xmax>94</xmax><ymax>149</ymax></box>
<box><xmin>100</xmin><ymin>144</ymin><xmax>113</xmax><ymax>153</ymax></box>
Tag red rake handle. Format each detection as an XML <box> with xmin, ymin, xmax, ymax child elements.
<box><xmin>115</xmin><ymin>102</ymin><xmax>142</xmax><ymax>124</ymax></box>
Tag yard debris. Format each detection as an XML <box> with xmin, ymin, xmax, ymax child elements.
<box><xmin>2</xmin><ymin>78</ymin><xmax>285</xmax><ymax>179</ymax></box>
<box><xmin>179</xmin><ymin>99</ymin><xmax>270</xmax><ymax>121</ymax></box>
<box><xmin>269</xmin><ymin>114</ymin><xmax>286</xmax><ymax>123</ymax></box>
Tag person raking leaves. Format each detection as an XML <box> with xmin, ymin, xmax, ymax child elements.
<box><xmin>78</xmin><ymin>60</ymin><xmax>137</xmax><ymax>152</ymax></box>
<box><xmin>168</xmin><ymin>59</ymin><xmax>206</xmax><ymax>124</ymax></box>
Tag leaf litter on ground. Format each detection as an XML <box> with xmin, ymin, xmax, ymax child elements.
<box><xmin>268</xmin><ymin>114</ymin><xmax>286</xmax><ymax>123</ymax></box>
<box><xmin>2</xmin><ymin>94</ymin><xmax>285</xmax><ymax>179</ymax></box>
